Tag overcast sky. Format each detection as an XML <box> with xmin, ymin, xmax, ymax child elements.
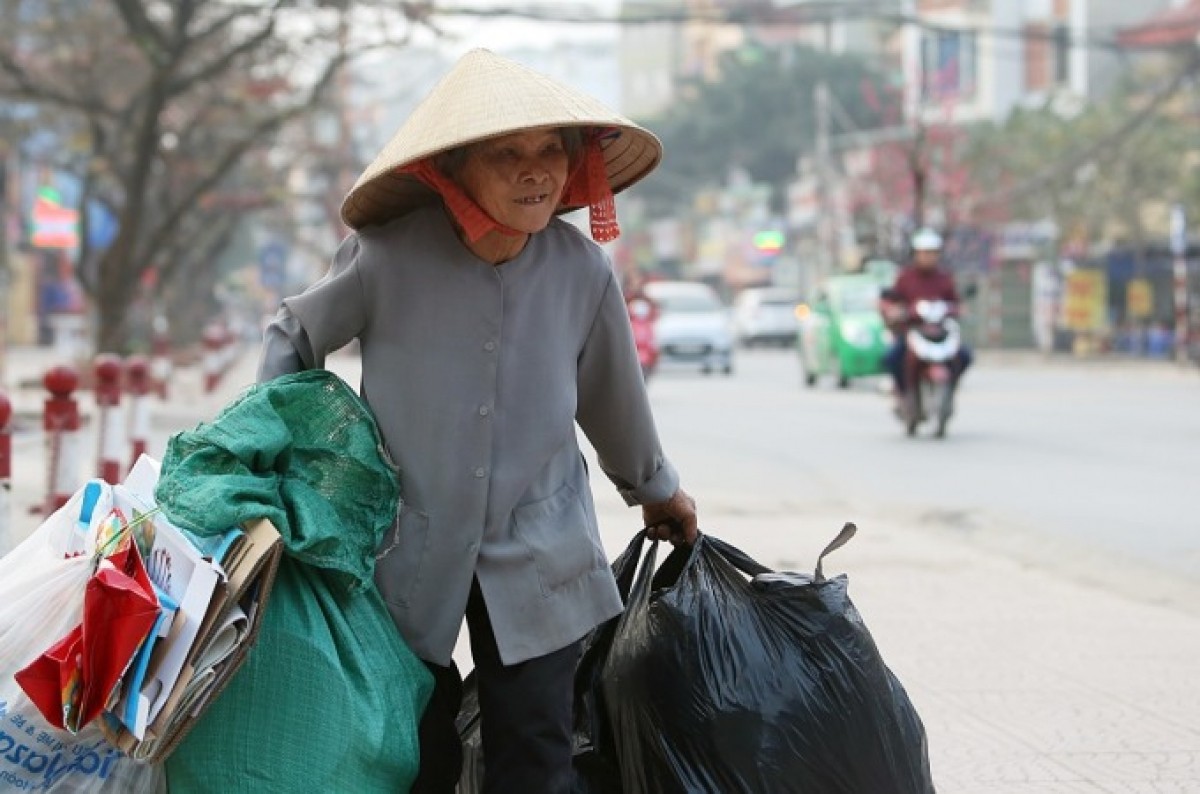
<box><xmin>428</xmin><ymin>0</ymin><xmax>621</xmax><ymax>55</ymax></box>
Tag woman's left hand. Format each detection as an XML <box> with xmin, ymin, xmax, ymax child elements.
<box><xmin>642</xmin><ymin>488</ymin><xmax>699</xmax><ymax>545</ymax></box>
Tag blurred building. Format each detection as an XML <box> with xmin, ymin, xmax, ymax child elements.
<box><xmin>764</xmin><ymin>0</ymin><xmax>904</xmax><ymax>57</ymax></box>
<box><xmin>619</xmin><ymin>0</ymin><xmax>905</xmax><ymax>120</ymax></box>
<box><xmin>901</xmin><ymin>0</ymin><xmax>1186</xmax><ymax>125</ymax></box>
<box><xmin>619</xmin><ymin>1</ymin><xmax>687</xmax><ymax>119</ymax></box>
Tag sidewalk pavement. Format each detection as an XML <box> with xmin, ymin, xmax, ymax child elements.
<box><xmin>3</xmin><ymin>346</ymin><xmax>1199</xmax><ymax>791</ymax></box>
<box><xmin>1</xmin><ymin>343</ymin><xmax>262</xmax><ymax>551</ymax></box>
<box><xmin>976</xmin><ymin>348</ymin><xmax>1200</xmax><ymax>376</ymax></box>
<box><xmin>681</xmin><ymin>506</ymin><xmax>1200</xmax><ymax>793</ymax></box>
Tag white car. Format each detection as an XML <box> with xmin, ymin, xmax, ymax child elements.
<box><xmin>643</xmin><ymin>281</ymin><xmax>734</xmax><ymax>375</ymax></box>
<box><xmin>733</xmin><ymin>287</ymin><xmax>800</xmax><ymax>347</ymax></box>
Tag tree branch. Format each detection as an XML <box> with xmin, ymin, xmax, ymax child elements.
<box><xmin>140</xmin><ymin>51</ymin><xmax>349</xmax><ymax>265</ymax></box>
<box><xmin>0</xmin><ymin>49</ymin><xmax>118</xmax><ymax>118</ymax></box>
<box><xmin>167</xmin><ymin>16</ymin><xmax>279</xmax><ymax>96</ymax></box>
<box><xmin>111</xmin><ymin>0</ymin><xmax>170</xmax><ymax>65</ymax></box>
<box><xmin>187</xmin><ymin>0</ymin><xmax>285</xmax><ymax>54</ymax></box>
<box><xmin>157</xmin><ymin>209</ymin><xmax>240</xmax><ymax>288</ymax></box>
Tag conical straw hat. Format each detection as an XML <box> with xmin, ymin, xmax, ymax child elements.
<box><xmin>340</xmin><ymin>48</ymin><xmax>663</xmax><ymax>230</ymax></box>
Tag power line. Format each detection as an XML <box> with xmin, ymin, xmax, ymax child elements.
<box><xmin>430</xmin><ymin>3</ymin><xmax>1186</xmax><ymax>53</ymax></box>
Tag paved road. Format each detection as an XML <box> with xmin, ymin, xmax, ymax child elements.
<box><xmin>640</xmin><ymin>348</ymin><xmax>1200</xmax><ymax>600</ymax></box>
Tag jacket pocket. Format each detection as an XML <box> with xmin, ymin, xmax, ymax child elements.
<box><xmin>513</xmin><ymin>483</ymin><xmax>604</xmax><ymax>597</ymax></box>
<box><xmin>375</xmin><ymin>504</ymin><xmax>430</xmax><ymax>607</ymax></box>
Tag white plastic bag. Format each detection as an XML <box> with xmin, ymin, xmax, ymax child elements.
<box><xmin>0</xmin><ymin>483</ymin><xmax>166</xmax><ymax>793</ymax></box>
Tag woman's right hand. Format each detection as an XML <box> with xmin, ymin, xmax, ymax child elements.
<box><xmin>642</xmin><ymin>488</ymin><xmax>699</xmax><ymax>545</ymax></box>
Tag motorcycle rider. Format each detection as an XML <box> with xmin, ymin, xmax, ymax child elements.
<box><xmin>881</xmin><ymin>228</ymin><xmax>973</xmax><ymax>410</ymax></box>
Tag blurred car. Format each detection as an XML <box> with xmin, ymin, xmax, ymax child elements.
<box><xmin>643</xmin><ymin>280</ymin><xmax>734</xmax><ymax>375</ymax></box>
<box><xmin>797</xmin><ymin>273</ymin><xmax>891</xmax><ymax>389</ymax></box>
<box><xmin>732</xmin><ymin>287</ymin><xmax>800</xmax><ymax>347</ymax></box>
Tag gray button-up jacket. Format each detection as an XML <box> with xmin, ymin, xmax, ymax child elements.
<box><xmin>257</xmin><ymin>206</ymin><xmax>679</xmax><ymax>665</ymax></box>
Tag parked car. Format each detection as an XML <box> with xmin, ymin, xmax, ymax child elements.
<box><xmin>643</xmin><ymin>280</ymin><xmax>734</xmax><ymax>375</ymax></box>
<box><xmin>732</xmin><ymin>287</ymin><xmax>801</xmax><ymax>347</ymax></box>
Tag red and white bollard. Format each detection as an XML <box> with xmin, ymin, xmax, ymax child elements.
<box><xmin>0</xmin><ymin>391</ymin><xmax>11</xmax><ymax>548</ymax></box>
<box><xmin>151</xmin><ymin>317</ymin><xmax>172</xmax><ymax>400</ymax></box>
<box><xmin>203</xmin><ymin>325</ymin><xmax>224</xmax><ymax>394</ymax></box>
<box><xmin>94</xmin><ymin>354</ymin><xmax>124</xmax><ymax>484</ymax></box>
<box><xmin>125</xmin><ymin>356</ymin><xmax>151</xmax><ymax>471</ymax></box>
<box><xmin>43</xmin><ymin>366</ymin><xmax>81</xmax><ymax>515</ymax></box>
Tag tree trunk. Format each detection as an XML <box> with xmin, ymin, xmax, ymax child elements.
<box><xmin>94</xmin><ymin>241</ymin><xmax>141</xmax><ymax>354</ymax></box>
<box><xmin>912</xmin><ymin>166</ymin><xmax>927</xmax><ymax>229</ymax></box>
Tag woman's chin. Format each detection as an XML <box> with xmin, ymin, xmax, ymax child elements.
<box><xmin>506</xmin><ymin>211</ymin><xmax>555</xmax><ymax>234</ymax></box>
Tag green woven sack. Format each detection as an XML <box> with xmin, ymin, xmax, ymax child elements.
<box><xmin>154</xmin><ymin>370</ymin><xmax>432</xmax><ymax>793</ymax></box>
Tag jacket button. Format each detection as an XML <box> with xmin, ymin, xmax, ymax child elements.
<box><xmin>474</xmin><ymin>467</ymin><xmax>486</xmax><ymax>478</ymax></box>
<box><xmin>478</xmin><ymin>405</ymin><xmax>490</xmax><ymax>417</ymax></box>
<box><xmin>484</xmin><ymin>340</ymin><xmax>496</xmax><ymax>352</ymax></box>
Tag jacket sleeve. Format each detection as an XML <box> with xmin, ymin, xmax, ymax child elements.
<box><xmin>256</xmin><ymin>308</ymin><xmax>313</xmax><ymax>382</ymax></box>
<box><xmin>575</xmin><ymin>270</ymin><xmax>679</xmax><ymax>506</ymax></box>
<box><xmin>256</xmin><ymin>233</ymin><xmax>368</xmax><ymax>383</ymax></box>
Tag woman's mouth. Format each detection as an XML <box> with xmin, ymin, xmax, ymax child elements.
<box><xmin>515</xmin><ymin>194</ymin><xmax>549</xmax><ymax>206</ymax></box>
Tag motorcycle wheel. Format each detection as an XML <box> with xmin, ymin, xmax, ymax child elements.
<box><xmin>905</xmin><ymin>388</ymin><xmax>921</xmax><ymax>437</ymax></box>
<box><xmin>932</xmin><ymin>381</ymin><xmax>951</xmax><ymax>438</ymax></box>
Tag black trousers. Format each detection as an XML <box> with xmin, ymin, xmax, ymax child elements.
<box><xmin>411</xmin><ymin>581</ymin><xmax>582</xmax><ymax>794</ymax></box>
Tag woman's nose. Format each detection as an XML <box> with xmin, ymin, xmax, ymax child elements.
<box><xmin>520</xmin><ymin>162</ymin><xmax>548</xmax><ymax>183</ymax></box>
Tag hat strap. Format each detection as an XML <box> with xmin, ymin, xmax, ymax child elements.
<box><xmin>400</xmin><ymin>160</ymin><xmax>524</xmax><ymax>243</ymax></box>
<box><xmin>562</xmin><ymin>132</ymin><xmax>620</xmax><ymax>243</ymax></box>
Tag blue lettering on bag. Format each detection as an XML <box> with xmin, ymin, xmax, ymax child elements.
<box><xmin>75</xmin><ymin>749</ymin><xmax>100</xmax><ymax>775</ymax></box>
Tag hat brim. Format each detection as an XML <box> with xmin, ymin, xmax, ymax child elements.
<box><xmin>339</xmin><ymin>49</ymin><xmax>663</xmax><ymax>231</ymax></box>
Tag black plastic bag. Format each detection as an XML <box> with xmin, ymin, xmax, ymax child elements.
<box><xmin>599</xmin><ymin>524</ymin><xmax>934</xmax><ymax>794</ymax></box>
<box><xmin>458</xmin><ymin>524</ymin><xmax>933</xmax><ymax>793</ymax></box>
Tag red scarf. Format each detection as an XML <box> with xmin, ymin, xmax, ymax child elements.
<box><xmin>399</xmin><ymin>130</ymin><xmax>620</xmax><ymax>244</ymax></box>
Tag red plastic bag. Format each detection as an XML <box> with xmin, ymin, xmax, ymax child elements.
<box><xmin>16</xmin><ymin>537</ymin><xmax>160</xmax><ymax>733</ymax></box>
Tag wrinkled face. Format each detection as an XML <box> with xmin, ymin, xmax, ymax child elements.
<box><xmin>914</xmin><ymin>249</ymin><xmax>940</xmax><ymax>269</ymax></box>
<box><xmin>457</xmin><ymin>129</ymin><xmax>570</xmax><ymax>234</ymax></box>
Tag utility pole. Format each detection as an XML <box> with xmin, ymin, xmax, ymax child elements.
<box><xmin>1170</xmin><ymin>204</ymin><xmax>1189</xmax><ymax>364</ymax></box>
<box><xmin>814</xmin><ymin>80</ymin><xmax>835</xmax><ymax>281</ymax></box>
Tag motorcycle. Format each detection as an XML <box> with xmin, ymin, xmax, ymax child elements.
<box><xmin>901</xmin><ymin>299</ymin><xmax>961</xmax><ymax>438</ymax></box>
<box><xmin>628</xmin><ymin>297</ymin><xmax>659</xmax><ymax>381</ymax></box>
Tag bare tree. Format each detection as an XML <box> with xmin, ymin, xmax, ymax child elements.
<box><xmin>0</xmin><ymin>0</ymin><xmax>423</xmax><ymax>352</ymax></box>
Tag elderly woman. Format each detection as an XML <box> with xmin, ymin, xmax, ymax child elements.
<box><xmin>257</xmin><ymin>49</ymin><xmax>697</xmax><ymax>793</ymax></box>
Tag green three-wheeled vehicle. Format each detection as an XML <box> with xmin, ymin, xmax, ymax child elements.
<box><xmin>797</xmin><ymin>262</ymin><xmax>897</xmax><ymax>389</ymax></box>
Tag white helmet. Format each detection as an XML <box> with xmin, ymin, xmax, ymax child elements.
<box><xmin>911</xmin><ymin>227</ymin><xmax>943</xmax><ymax>252</ymax></box>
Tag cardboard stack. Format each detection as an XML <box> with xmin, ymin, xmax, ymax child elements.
<box><xmin>98</xmin><ymin>457</ymin><xmax>284</xmax><ymax>763</ymax></box>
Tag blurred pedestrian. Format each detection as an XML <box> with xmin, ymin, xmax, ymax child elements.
<box><xmin>257</xmin><ymin>49</ymin><xmax>698</xmax><ymax>794</ymax></box>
